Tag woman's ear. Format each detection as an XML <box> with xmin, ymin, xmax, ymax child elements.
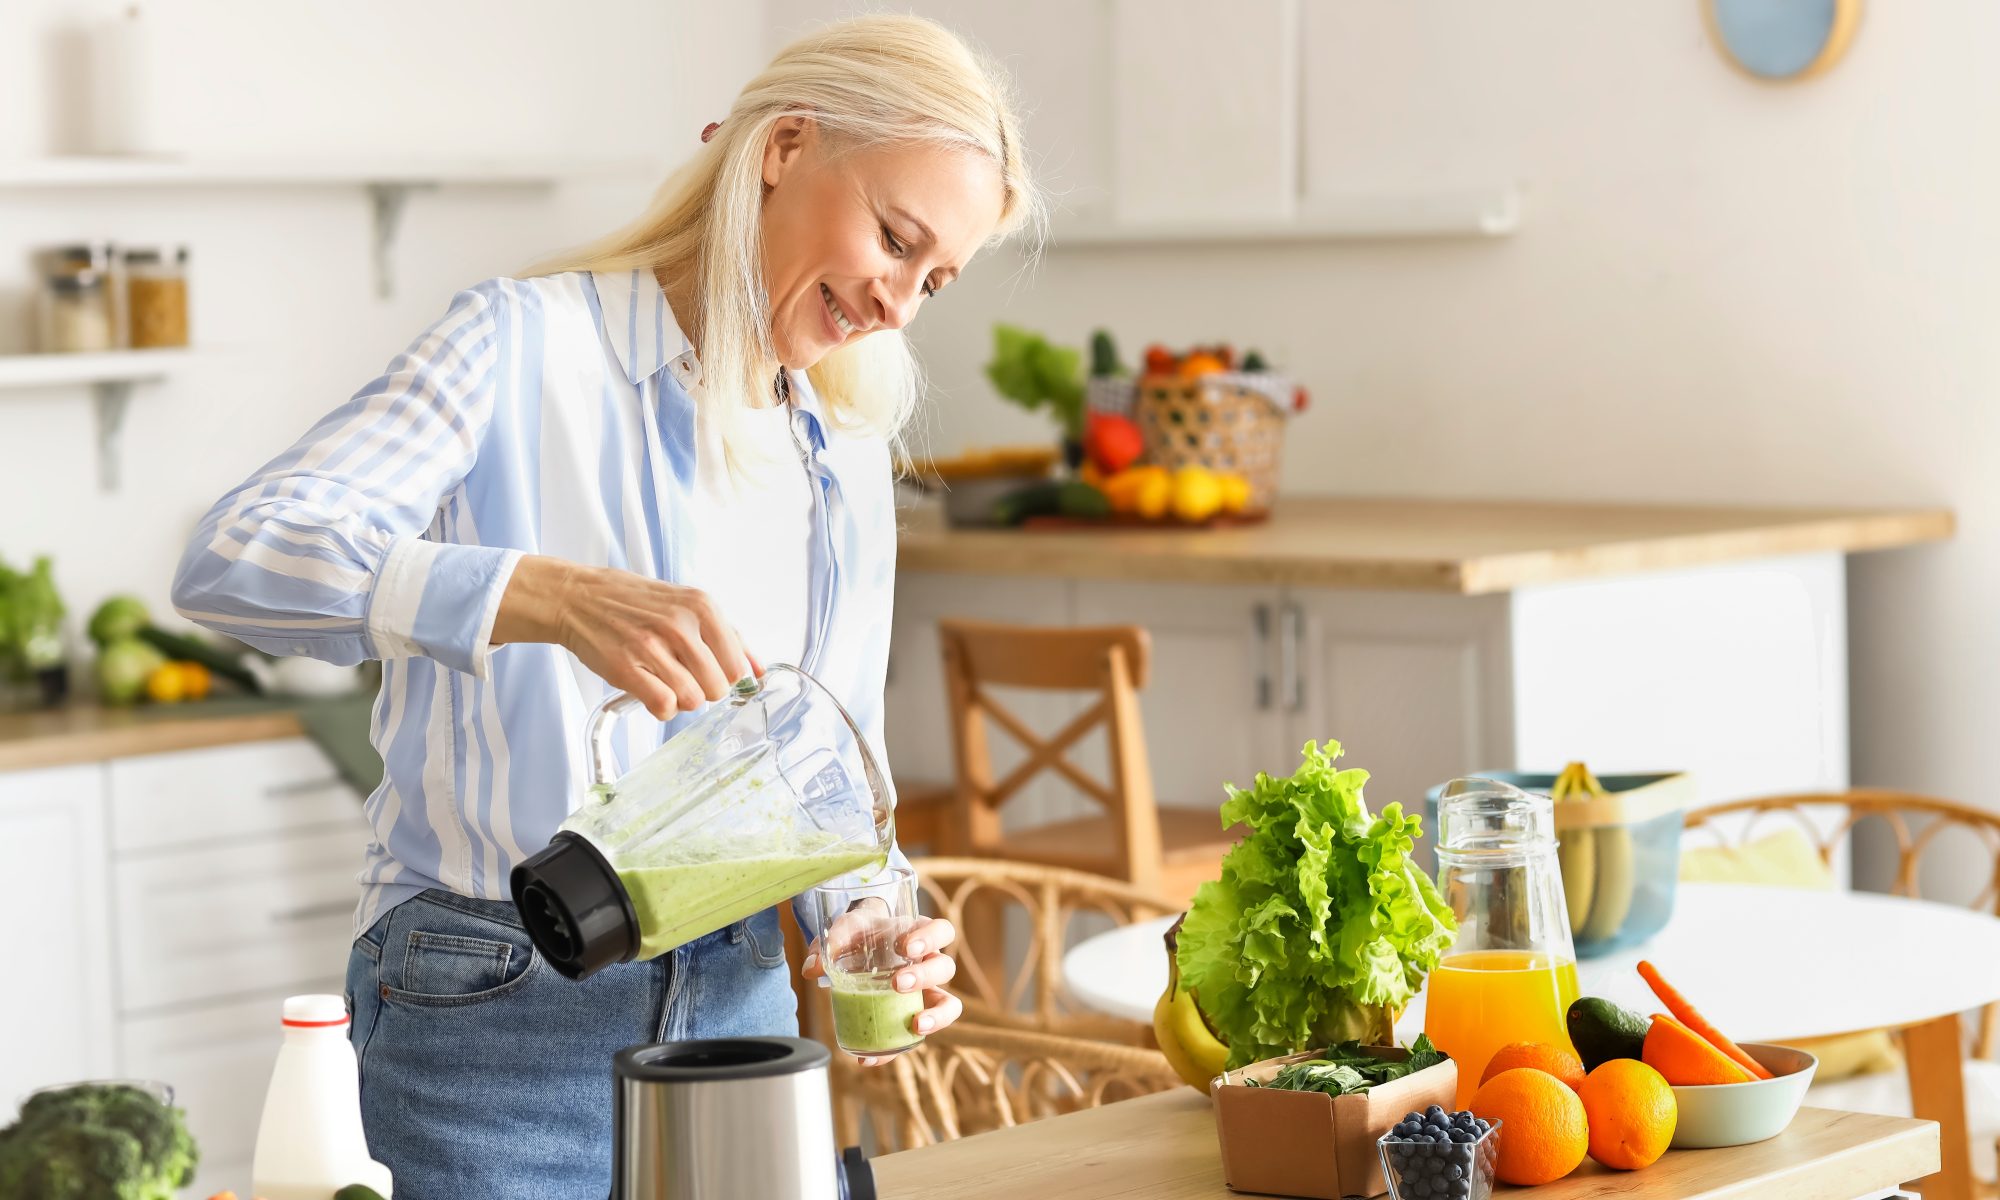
<box><xmin>762</xmin><ymin>114</ymin><xmax>815</xmax><ymax>189</ymax></box>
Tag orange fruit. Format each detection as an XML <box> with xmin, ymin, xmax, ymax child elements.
<box><xmin>1579</xmin><ymin>1058</ymin><xmax>1678</xmax><ymax>1170</ymax></box>
<box><xmin>1470</xmin><ymin>1067</ymin><xmax>1590</xmax><ymax>1186</ymax></box>
<box><xmin>1480</xmin><ymin>1040</ymin><xmax>1587</xmax><ymax>1092</ymax></box>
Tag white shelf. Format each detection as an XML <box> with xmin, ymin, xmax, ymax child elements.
<box><xmin>1046</xmin><ymin>186</ymin><xmax>1522</xmax><ymax>247</ymax></box>
<box><xmin>0</xmin><ymin>349</ymin><xmax>199</xmax><ymax>492</ymax></box>
<box><xmin>0</xmin><ymin>155</ymin><xmax>652</xmax><ymax>188</ymax></box>
<box><xmin>0</xmin><ymin>348</ymin><xmax>193</xmax><ymax>391</ymax></box>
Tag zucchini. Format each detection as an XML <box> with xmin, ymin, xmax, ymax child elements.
<box><xmin>136</xmin><ymin>625</ymin><xmax>263</xmax><ymax>693</ymax></box>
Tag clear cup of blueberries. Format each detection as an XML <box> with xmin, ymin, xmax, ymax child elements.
<box><xmin>1377</xmin><ymin>1105</ymin><xmax>1501</xmax><ymax>1200</ymax></box>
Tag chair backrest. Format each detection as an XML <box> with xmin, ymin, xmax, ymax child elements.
<box><xmin>937</xmin><ymin>619</ymin><xmax>1161</xmax><ymax>883</ymax></box>
<box><xmin>907</xmin><ymin>856</ymin><xmax>1175</xmax><ymax>1040</ymax></box>
<box><xmin>1685</xmin><ymin>789</ymin><xmax>2000</xmax><ymax>1055</ymax></box>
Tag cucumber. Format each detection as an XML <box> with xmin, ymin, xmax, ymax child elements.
<box><xmin>1089</xmin><ymin>329</ymin><xmax>1123</xmax><ymax>378</ymax></box>
<box><xmin>136</xmin><ymin>625</ymin><xmax>263</xmax><ymax>693</ymax></box>
<box><xmin>993</xmin><ymin>481</ymin><xmax>1107</xmax><ymax>525</ymax></box>
<box><xmin>1567</xmin><ymin>996</ymin><xmax>1651</xmax><ymax>1071</ymax></box>
<box><xmin>335</xmin><ymin>1187</ymin><xmax>389</xmax><ymax>1200</ymax></box>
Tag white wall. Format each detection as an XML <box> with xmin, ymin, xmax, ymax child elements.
<box><xmin>766</xmin><ymin>2</ymin><xmax>1995</xmax><ymax>820</ymax></box>
<box><xmin>0</xmin><ymin>0</ymin><xmax>765</xmax><ymax>621</ymax></box>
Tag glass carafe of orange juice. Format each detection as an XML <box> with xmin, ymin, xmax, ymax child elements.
<box><xmin>1424</xmin><ymin>777</ymin><xmax>1580</xmax><ymax>1108</ymax></box>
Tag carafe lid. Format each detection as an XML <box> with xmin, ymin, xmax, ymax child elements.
<box><xmin>511</xmin><ymin>831</ymin><xmax>639</xmax><ymax>980</ymax></box>
<box><xmin>280</xmin><ymin>994</ymin><xmax>349</xmax><ymax>1029</ymax></box>
<box><xmin>1435</xmin><ymin>776</ymin><xmax>1556</xmax><ymax>854</ymax></box>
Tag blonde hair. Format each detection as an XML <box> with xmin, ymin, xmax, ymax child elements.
<box><xmin>533</xmin><ymin>14</ymin><xmax>1041</xmax><ymax>460</ymax></box>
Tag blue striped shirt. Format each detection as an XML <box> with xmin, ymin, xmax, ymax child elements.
<box><xmin>172</xmin><ymin>269</ymin><xmax>898</xmax><ymax>934</ymax></box>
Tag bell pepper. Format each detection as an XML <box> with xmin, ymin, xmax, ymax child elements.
<box><xmin>1084</xmin><ymin>411</ymin><xmax>1146</xmax><ymax>475</ymax></box>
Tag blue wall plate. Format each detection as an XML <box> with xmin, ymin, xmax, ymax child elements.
<box><xmin>1706</xmin><ymin>0</ymin><xmax>1863</xmax><ymax>81</ymax></box>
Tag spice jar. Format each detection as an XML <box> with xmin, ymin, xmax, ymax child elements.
<box><xmin>43</xmin><ymin>271</ymin><xmax>116</xmax><ymax>353</ymax></box>
<box><xmin>125</xmin><ymin>245</ymin><xmax>189</xmax><ymax>348</ymax></box>
<box><xmin>39</xmin><ymin>243</ymin><xmax>119</xmax><ymax>350</ymax></box>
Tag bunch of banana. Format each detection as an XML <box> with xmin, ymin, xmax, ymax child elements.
<box><xmin>1152</xmin><ymin>915</ymin><xmax>1230</xmax><ymax>1091</ymax></box>
<box><xmin>1552</xmin><ymin>761</ymin><xmax>1637</xmax><ymax>946</ymax></box>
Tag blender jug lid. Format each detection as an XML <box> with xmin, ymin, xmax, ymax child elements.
<box><xmin>615</xmin><ymin>1037</ymin><xmax>831</xmax><ymax>1082</ymax></box>
<box><xmin>509</xmin><ymin>832</ymin><xmax>639</xmax><ymax>980</ymax></box>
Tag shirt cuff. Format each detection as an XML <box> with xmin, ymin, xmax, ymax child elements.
<box><xmin>367</xmin><ymin>537</ymin><xmax>524</xmax><ymax>678</ymax></box>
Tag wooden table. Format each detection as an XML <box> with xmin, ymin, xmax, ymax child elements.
<box><xmin>873</xmin><ymin>1089</ymin><xmax>1937</xmax><ymax>1199</ymax></box>
<box><xmin>1064</xmin><ymin>885</ymin><xmax>2000</xmax><ymax>1200</ymax></box>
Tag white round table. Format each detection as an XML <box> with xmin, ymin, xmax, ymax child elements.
<box><xmin>1062</xmin><ymin>882</ymin><xmax>2000</xmax><ymax>1200</ymax></box>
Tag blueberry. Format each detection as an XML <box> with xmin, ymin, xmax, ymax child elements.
<box><xmin>1426</xmin><ymin>1104</ymin><xmax>1446</xmax><ymax>1119</ymax></box>
<box><xmin>1450</xmin><ymin>1129</ymin><xmax>1473</xmax><ymax>1143</ymax></box>
<box><xmin>1404</xmin><ymin>1109</ymin><xmax>1426</xmax><ymax>1125</ymax></box>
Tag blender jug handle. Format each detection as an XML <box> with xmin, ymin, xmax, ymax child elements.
<box><xmin>584</xmin><ymin>677</ymin><xmax>766</xmax><ymax>788</ymax></box>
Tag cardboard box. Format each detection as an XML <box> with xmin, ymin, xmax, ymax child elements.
<box><xmin>1211</xmin><ymin>1046</ymin><xmax>1459</xmax><ymax>1199</ymax></box>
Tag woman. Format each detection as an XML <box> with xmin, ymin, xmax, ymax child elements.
<box><xmin>171</xmin><ymin>15</ymin><xmax>1040</xmax><ymax>1199</ymax></box>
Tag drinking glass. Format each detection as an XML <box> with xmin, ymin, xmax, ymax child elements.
<box><xmin>811</xmin><ymin>866</ymin><xmax>927</xmax><ymax>1058</ymax></box>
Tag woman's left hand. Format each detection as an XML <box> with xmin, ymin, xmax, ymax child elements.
<box><xmin>803</xmin><ymin>916</ymin><xmax>963</xmax><ymax>1067</ymax></box>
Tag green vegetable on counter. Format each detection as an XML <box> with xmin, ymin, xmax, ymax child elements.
<box><xmin>991</xmin><ymin>480</ymin><xmax>1109</xmax><ymax>526</ymax></box>
<box><xmin>87</xmin><ymin>594</ymin><xmax>151</xmax><ymax>648</ymax></box>
<box><xmin>98</xmin><ymin>638</ymin><xmax>168</xmax><ymax>707</ymax></box>
<box><xmin>1250</xmin><ymin>1035</ymin><xmax>1450</xmax><ymax>1096</ymax></box>
<box><xmin>984</xmin><ymin>324</ymin><xmax>1086</xmax><ymax>440</ymax></box>
<box><xmin>0</xmin><ymin>555</ymin><xmax>67</xmax><ymax>676</ymax></box>
<box><xmin>87</xmin><ymin>594</ymin><xmax>263</xmax><ymax>695</ymax></box>
<box><xmin>336</xmin><ymin>1185</ymin><xmax>391</xmax><ymax>1200</ymax></box>
<box><xmin>1177</xmin><ymin>740</ymin><xmax>1459</xmax><ymax>1069</ymax></box>
<box><xmin>0</xmin><ymin>1082</ymin><xmax>199</xmax><ymax>1200</ymax></box>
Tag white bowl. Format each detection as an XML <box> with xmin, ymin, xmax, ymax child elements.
<box><xmin>1668</xmin><ymin>1042</ymin><xmax>1818</xmax><ymax>1149</ymax></box>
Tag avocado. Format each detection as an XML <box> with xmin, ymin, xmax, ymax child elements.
<box><xmin>1567</xmin><ymin>996</ymin><xmax>1651</xmax><ymax>1071</ymax></box>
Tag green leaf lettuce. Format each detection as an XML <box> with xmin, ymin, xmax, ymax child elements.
<box><xmin>1178</xmin><ymin>740</ymin><xmax>1457</xmax><ymax>1068</ymax></box>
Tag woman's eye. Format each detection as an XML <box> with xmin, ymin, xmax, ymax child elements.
<box><xmin>881</xmin><ymin>226</ymin><xmax>906</xmax><ymax>257</ymax></box>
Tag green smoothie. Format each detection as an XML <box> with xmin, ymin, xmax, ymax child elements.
<box><xmin>617</xmin><ymin>844</ymin><xmax>883</xmax><ymax>958</ymax></box>
<box><xmin>830</xmin><ymin>975</ymin><xmax>926</xmax><ymax>1055</ymax></box>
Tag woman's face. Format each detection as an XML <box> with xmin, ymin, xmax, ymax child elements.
<box><xmin>759</xmin><ymin>116</ymin><xmax>1005</xmax><ymax>370</ymax></box>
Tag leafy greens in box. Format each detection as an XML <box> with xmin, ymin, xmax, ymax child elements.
<box><xmin>1178</xmin><ymin>740</ymin><xmax>1457</xmax><ymax>1068</ymax></box>
<box><xmin>1249</xmin><ymin>1036</ymin><xmax>1451</xmax><ymax>1097</ymax></box>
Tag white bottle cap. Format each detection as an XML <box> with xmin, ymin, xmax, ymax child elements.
<box><xmin>281</xmin><ymin>994</ymin><xmax>350</xmax><ymax>1029</ymax></box>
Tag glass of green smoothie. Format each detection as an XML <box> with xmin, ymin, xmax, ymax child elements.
<box><xmin>812</xmin><ymin>867</ymin><xmax>928</xmax><ymax>1059</ymax></box>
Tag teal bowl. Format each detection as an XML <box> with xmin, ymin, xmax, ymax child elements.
<box><xmin>1668</xmin><ymin>1043</ymin><xmax>1817</xmax><ymax>1149</ymax></box>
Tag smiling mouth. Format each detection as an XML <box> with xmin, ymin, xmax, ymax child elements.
<box><xmin>821</xmin><ymin>283</ymin><xmax>856</xmax><ymax>336</ymax></box>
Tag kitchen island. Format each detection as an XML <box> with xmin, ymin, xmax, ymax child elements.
<box><xmin>872</xmin><ymin>1088</ymin><xmax>1939</xmax><ymax>1199</ymax></box>
<box><xmin>887</xmin><ymin>496</ymin><xmax>1952</xmax><ymax>826</ymax></box>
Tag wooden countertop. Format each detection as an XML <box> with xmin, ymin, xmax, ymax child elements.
<box><xmin>872</xmin><ymin>1090</ymin><xmax>1939</xmax><ymax>1200</ymax></box>
<box><xmin>897</xmin><ymin>497</ymin><xmax>1955</xmax><ymax>594</ymax></box>
<box><xmin>0</xmin><ymin>701</ymin><xmax>306</xmax><ymax>773</ymax></box>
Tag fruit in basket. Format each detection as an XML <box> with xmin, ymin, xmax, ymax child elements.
<box><xmin>1552</xmin><ymin>762</ymin><xmax>1637</xmax><ymax>945</ymax></box>
<box><xmin>1480</xmin><ymin>1041</ymin><xmax>1585</xmax><ymax>1092</ymax></box>
<box><xmin>1102</xmin><ymin>466</ymin><xmax>1171</xmax><ymax>519</ymax></box>
<box><xmin>1153</xmin><ymin>917</ymin><xmax>1230</xmax><ymax>1090</ymax></box>
<box><xmin>1470</xmin><ymin>1067</ymin><xmax>1589</xmax><ymax>1185</ymax></box>
<box><xmin>1084</xmin><ymin>411</ymin><xmax>1145</xmax><ymax>474</ymax></box>
<box><xmin>1170</xmin><ymin>466</ymin><xmax>1224</xmax><ymax>522</ymax></box>
<box><xmin>1567</xmin><ymin>997</ymin><xmax>1652</xmax><ymax>1071</ymax></box>
<box><xmin>1216</xmin><ymin>473</ymin><xmax>1252</xmax><ymax>515</ymax></box>
<box><xmin>1143</xmin><ymin>343</ymin><xmax>1177</xmax><ymax>376</ymax></box>
<box><xmin>1642</xmin><ymin>1014</ymin><xmax>1754</xmax><ymax>1086</ymax></box>
<box><xmin>1177</xmin><ymin>351</ymin><xmax>1228</xmax><ymax>379</ymax></box>
<box><xmin>1579</xmin><ymin>1059</ymin><xmax>1677</xmax><ymax>1170</ymax></box>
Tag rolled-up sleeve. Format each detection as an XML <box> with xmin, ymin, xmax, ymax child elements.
<box><xmin>172</xmin><ymin>282</ymin><xmax>520</xmax><ymax>677</ymax></box>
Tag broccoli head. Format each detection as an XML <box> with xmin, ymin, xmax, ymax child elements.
<box><xmin>0</xmin><ymin>1084</ymin><xmax>200</xmax><ymax>1200</ymax></box>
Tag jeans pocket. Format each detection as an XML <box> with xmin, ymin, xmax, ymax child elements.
<box><xmin>384</xmin><ymin>918</ymin><xmax>540</xmax><ymax>1008</ymax></box>
<box><xmin>743</xmin><ymin>909</ymin><xmax>788</xmax><ymax>971</ymax></box>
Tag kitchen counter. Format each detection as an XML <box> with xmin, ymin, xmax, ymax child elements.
<box><xmin>896</xmin><ymin>496</ymin><xmax>1954</xmax><ymax>593</ymax></box>
<box><xmin>0</xmin><ymin>700</ymin><xmax>307</xmax><ymax>772</ymax></box>
<box><xmin>872</xmin><ymin>1089</ymin><xmax>1940</xmax><ymax>1199</ymax></box>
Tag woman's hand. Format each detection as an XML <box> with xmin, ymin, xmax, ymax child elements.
<box><xmin>803</xmin><ymin>915</ymin><xmax>963</xmax><ymax>1067</ymax></box>
<box><xmin>492</xmin><ymin>555</ymin><xmax>755</xmax><ymax>719</ymax></box>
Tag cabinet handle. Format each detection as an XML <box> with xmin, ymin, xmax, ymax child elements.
<box><xmin>269</xmin><ymin>900</ymin><xmax>352</xmax><ymax>925</ymax></box>
<box><xmin>1252</xmin><ymin>604</ymin><xmax>1274</xmax><ymax>710</ymax></box>
<box><xmin>1282</xmin><ymin>602</ymin><xmax>1306</xmax><ymax>713</ymax></box>
<box><xmin>263</xmin><ymin>776</ymin><xmax>345</xmax><ymax>800</ymax></box>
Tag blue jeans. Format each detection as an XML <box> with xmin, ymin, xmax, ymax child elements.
<box><xmin>344</xmin><ymin>890</ymin><xmax>798</xmax><ymax>1200</ymax></box>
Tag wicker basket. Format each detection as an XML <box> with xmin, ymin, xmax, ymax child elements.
<box><xmin>1133</xmin><ymin>374</ymin><xmax>1290</xmax><ymax>509</ymax></box>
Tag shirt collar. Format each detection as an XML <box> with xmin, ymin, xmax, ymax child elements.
<box><xmin>589</xmin><ymin>266</ymin><xmax>835</xmax><ymax>441</ymax></box>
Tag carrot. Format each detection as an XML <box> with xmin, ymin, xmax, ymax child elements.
<box><xmin>1643</xmin><ymin>1013</ymin><xmax>1756</xmax><ymax>1085</ymax></box>
<box><xmin>1637</xmin><ymin>959</ymin><xmax>1773</xmax><ymax>1080</ymax></box>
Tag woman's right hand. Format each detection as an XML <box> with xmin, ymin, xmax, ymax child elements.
<box><xmin>492</xmin><ymin>555</ymin><xmax>755</xmax><ymax>719</ymax></box>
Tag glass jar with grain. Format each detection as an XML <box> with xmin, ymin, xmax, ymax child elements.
<box><xmin>42</xmin><ymin>271</ymin><xmax>116</xmax><ymax>353</ymax></box>
<box><xmin>124</xmin><ymin>245</ymin><xmax>189</xmax><ymax>348</ymax></box>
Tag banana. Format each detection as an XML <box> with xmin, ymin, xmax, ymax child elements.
<box><xmin>1553</xmin><ymin>763</ymin><xmax>1597</xmax><ymax>935</ymax></box>
<box><xmin>1152</xmin><ymin>916</ymin><xmax>1231</xmax><ymax>1091</ymax></box>
<box><xmin>1575</xmin><ymin>763</ymin><xmax>1636</xmax><ymax>944</ymax></box>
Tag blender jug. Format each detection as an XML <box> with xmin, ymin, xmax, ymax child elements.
<box><xmin>1423</xmin><ymin>777</ymin><xmax>1580</xmax><ymax>1107</ymax></box>
<box><xmin>511</xmin><ymin>664</ymin><xmax>895</xmax><ymax>980</ymax></box>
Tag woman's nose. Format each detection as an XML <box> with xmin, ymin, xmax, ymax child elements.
<box><xmin>870</xmin><ymin>276</ymin><xmax>922</xmax><ymax>331</ymax></box>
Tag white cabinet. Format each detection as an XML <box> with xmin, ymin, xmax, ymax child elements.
<box><xmin>0</xmin><ymin>764</ymin><xmax>114</xmax><ymax>1119</ymax></box>
<box><xmin>0</xmin><ymin>734</ymin><xmax>366</xmax><ymax>1191</ymax></box>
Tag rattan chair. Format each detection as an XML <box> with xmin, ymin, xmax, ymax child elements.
<box><xmin>1685</xmin><ymin>790</ymin><xmax>2000</xmax><ymax>1200</ymax></box>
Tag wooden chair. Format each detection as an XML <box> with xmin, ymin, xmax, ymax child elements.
<box><xmin>1684</xmin><ymin>790</ymin><xmax>2000</xmax><ymax>1200</ymax></box>
<box><xmin>937</xmin><ymin>619</ymin><xmax>1236</xmax><ymax>904</ymax></box>
<box><xmin>801</xmin><ymin>858</ymin><xmax>1182</xmax><ymax>1151</ymax></box>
